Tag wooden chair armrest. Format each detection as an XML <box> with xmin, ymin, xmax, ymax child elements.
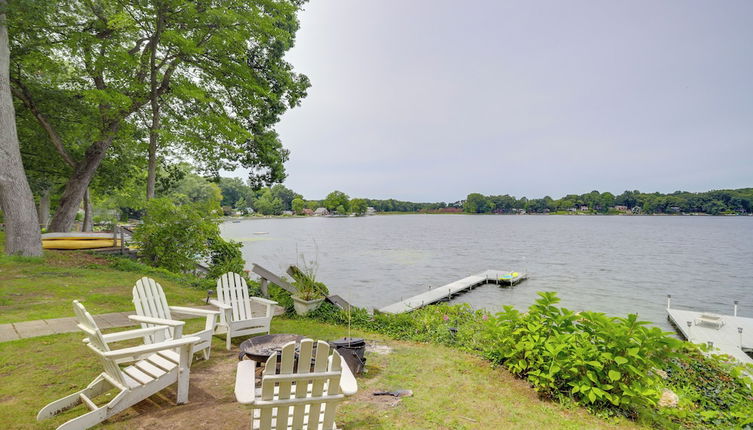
<box><xmin>101</xmin><ymin>336</ymin><xmax>200</xmax><ymax>360</ymax></box>
<box><xmin>209</xmin><ymin>299</ymin><xmax>232</xmax><ymax>310</ymax></box>
<box><xmin>129</xmin><ymin>315</ymin><xmax>185</xmax><ymax>327</ymax></box>
<box><xmin>330</xmin><ymin>355</ymin><xmax>358</xmax><ymax>396</ymax></box>
<box><xmin>235</xmin><ymin>360</ymin><xmax>257</xmax><ymax>404</ymax></box>
<box><xmin>249</xmin><ymin>297</ymin><xmax>278</xmax><ymax>306</ymax></box>
<box><xmin>169</xmin><ymin>306</ymin><xmax>220</xmax><ymax>316</ymax></box>
<box><xmin>101</xmin><ymin>325</ymin><xmax>172</xmax><ymax>342</ymax></box>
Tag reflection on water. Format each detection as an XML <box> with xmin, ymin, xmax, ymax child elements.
<box><xmin>220</xmin><ymin>215</ymin><xmax>753</xmax><ymax>330</ymax></box>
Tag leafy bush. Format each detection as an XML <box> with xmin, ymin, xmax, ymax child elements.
<box><xmin>132</xmin><ymin>198</ymin><xmax>223</xmax><ymax>273</ymax></box>
<box><xmin>206</xmin><ymin>237</ymin><xmax>245</xmax><ymax>279</ymax></box>
<box><xmin>480</xmin><ymin>292</ymin><xmax>681</xmax><ymax>413</ymax></box>
<box><xmin>660</xmin><ymin>348</ymin><xmax>753</xmax><ymax>428</ymax></box>
<box><xmin>304</xmin><ymin>291</ymin><xmax>752</xmax><ymax>428</ymax></box>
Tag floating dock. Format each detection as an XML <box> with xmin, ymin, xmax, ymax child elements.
<box><xmin>379</xmin><ymin>270</ymin><xmax>527</xmax><ymax>314</ymax></box>
<box><xmin>666</xmin><ymin>296</ymin><xmax>753</xmax><ymax>365</ymax></box>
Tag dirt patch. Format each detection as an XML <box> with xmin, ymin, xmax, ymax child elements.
<box><xmin>351</xmin><ymin>389</ymin><xmax>403</xmax><ymax>409</ymax></box>
<box><xmin>365</xmin><ymin>341</ymin><xmax>393</xmax><ymax>355</ymax></box>
<box><xmin>105</xmin><ymin>349</ymin><xmax>252</xmax><ymax>429</ymax></box>
<box><xmin>45</xmin><ymin>250</ymin><xmax>110</xmax><ymax>268</ymax></box>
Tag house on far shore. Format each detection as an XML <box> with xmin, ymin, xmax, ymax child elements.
<box><xmin>314</xmin><ymin>207</ymin><xmax>329</xmax><ymax>216</ymax></box>
<box><xmin>579</xmin><ymin>205</ymin><xmax>589</xmax><ymax>211</ymax></box>
<box><xmin>366</xmin><ymin>207</ymin><xmax>376</xmax><ymax>215</ymax></box>
<box><xmin>613</xmin><ymin>205</ymin><xmax>628</xmax><ymax>211</ymax></box>
<box><xmin>302</xmin><ymin>208</ymin><xmax>314</xmax><ymax>216</ymax></box>
<box><xmin>282</xmin><ymin>210</ymin><xmax>293</xmax><ymax>216</ymax></box>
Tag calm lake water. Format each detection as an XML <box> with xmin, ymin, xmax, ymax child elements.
<box><xmin>220</xmin><ymin>215</ymin><xmax>753</xmax><ymax>330</ymax></box>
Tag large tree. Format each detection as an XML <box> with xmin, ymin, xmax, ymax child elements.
<box><xmin>0</xmin><ymin>0</ymin><xmax>41</xmax><ymax>256</ymax></box>
<box><xmin>9</xmin><ymin>0</ymin><xmax>309</xmax><ymax>231</ymax></box>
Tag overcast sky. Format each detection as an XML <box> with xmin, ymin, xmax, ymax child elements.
<box><xmin>230</xmin><ymin>0</ymin><xmax>753</xmax><ymax>202</ymax></box>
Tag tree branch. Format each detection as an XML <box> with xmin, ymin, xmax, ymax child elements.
<box><xmin>10</xmin><ymin>77</ymin><xmax>76</xmax><ymax>168</ymax></box>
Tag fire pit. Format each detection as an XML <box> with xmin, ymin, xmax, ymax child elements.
<box><xmin>329</xmin><ymin>337</ymin><xmax>366</xmax><ymax>375</ymax></box>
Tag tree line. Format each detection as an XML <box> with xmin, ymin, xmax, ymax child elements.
<box><xmin>461</xmin><ymin>189</ymin><xmax>753</xmax><ymax>215</ymax></box>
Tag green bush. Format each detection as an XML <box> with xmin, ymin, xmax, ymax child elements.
<box><xmin>304</xmin><ymin>291</ymin><xmax>753</xmax><ymax>428</ymax></box>
<box><xmin>480</xmin><ymin>292</ymin><xmax>681</xmax><ymax>413</ymax></box>
<box><xmin>132</xmin><ymin>198</ymin><xmax>223</xmax><ymax>273</ymax></box>
<box><xmin>206</xmin><ymin>237</ymin><xmax>245</xmax><ymax>279</ymax></box>
<box><xmin>660</xmin><ymin>347</ymin><xmax>753</xmax><ymax>428</ymax></box>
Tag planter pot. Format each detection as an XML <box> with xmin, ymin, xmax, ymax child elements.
<box><xmin>292</xmin><ymin>296</ymin><xmax>324</xmax><ymax>316</ymax></box>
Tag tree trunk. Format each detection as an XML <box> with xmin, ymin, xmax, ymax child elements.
<box><xmin>146</xmin><ymin>7</ymin><xmax>165</xmax><ymax>201</ymax></box>
<box><xmin>146</xmin><ymin>134</ymin><xmax>158</xmax><ymax>199</ymax></box>
<box><xmin>47</xmin><ymin>137</ymin><xmax>115</xmax><ymax>232</ymax></box>
<box><xmin>82</xmin><ymin>188</ymin><xmax>93</xmax><ymax>232</ymax></box>
<box><xmin>37</xmin><ymin>186</ymin><xmax>50</xmax><ymax>229</ymax></box>
<box><xmin>0</xmin><ymin>2</ymin><xmax>42</xmax><ymax>256</ymax></box>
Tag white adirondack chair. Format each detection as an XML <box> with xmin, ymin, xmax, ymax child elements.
<box><xmin>38</xmin><ymin>300</ymin><xmax>199</xmax><ymax>430</ymax></box>
<box><xmin>132</xmin><ymin>277</ymin><xmax>219</xmax><ymax>360</ymax></box>
<box><xmin>210</xmin><ymin>272</ymin><xmax>277</xmax><ymax>350</ymax></box>
<box><xmin>234</xmin><ymin>339</ymin><xmax>358</xmax><ymax>430</ymax></box>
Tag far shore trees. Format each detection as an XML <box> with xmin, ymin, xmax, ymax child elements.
<box><xmin>324</xmin><ymin>190</ymin><xmax>349</xmax><ymax>214</ymax></box>
<box><xmin>349</xmin><ymin>198</ymin><xmax>367</xmax><ymax>215</ymax></box>
<box><xmin>0</xmin><ymin>0</ymin><xmax>41</xmax><ymax>255</ymax></box>
<box><xmin>8</xmin><ymin>0</ymin><xmax>309</xmax><ymax>231</ymax></box>
<box><xmin>291</xmin><ymin>197</ymin><xmax>305</xmax><ymax>214</ymax></box>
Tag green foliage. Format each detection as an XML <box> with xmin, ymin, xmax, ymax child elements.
<box><xmin>291</xmin><ymin>197</ymin><xmax>304</xmax><ymax>214</ymax></box>
<box><xmin>464</xmin><ymin>193</ymin><xmax>491</xmax><ymax>213</ymax></box>
<box><xmin>254</xmin><ymin>188</ymin><xmax>283</xmax><ymax>215</ymax></box>
<box><xmin>206</xmin><ymin>238</ymin><xmax>244</xmax><ymax>279</ymax></box>
<box><xmin>349</xmin><ymin>198</ymin><xmax>367</xmax><ymax>215</ymax></box>
<box><xmin>659</xmin><ymin>347</ymin><xmax>753</xmax><ymax>428</ymax></box>
<box><xmin>303</xmin><ymin>292</ymin><xmax>751</xmax><ymax>428</ymax></box>
<box><xmin>288</xmin><ymin>265</ymin><xmax>329</xmax><ymax>300</ymax></box>
<box><xmin>481</xmin><ymin>292</ymin><xmax>681</xmax><ymax>413</ymax></box>
<box><xmin>324</xmin><ymin>190</ymin><xmax>349</xmax><ymax>213</ymax></box>
<box><xmin>132</xmin><ymin>198</ymin><xmax>223</xmax><ymax>273</ymax></box>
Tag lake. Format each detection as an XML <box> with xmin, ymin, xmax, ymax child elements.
<box><xmin>220</xmin><ymin>214</ymin><xmax>753</xmax><ymax>330</ymax></box>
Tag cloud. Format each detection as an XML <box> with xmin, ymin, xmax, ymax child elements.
<box><xmin>227</xmin><ymin>0</ymin><xmax>753</xmax><ymax>201</ymax></box>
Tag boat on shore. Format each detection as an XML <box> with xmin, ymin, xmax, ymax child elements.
<box><xmin>41</xmin><ymin>232</ymin><xmax>121</xmax><ymax>250</ymax></box>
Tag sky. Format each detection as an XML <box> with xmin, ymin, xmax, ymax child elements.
<box><xmin>229</xmin><ymin>0</ymin><xmax>753</xmax><ymax>202</ymax></box>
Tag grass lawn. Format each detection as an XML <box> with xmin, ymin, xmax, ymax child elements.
<box><xmin>0</xmin><ymin>319</ymin><xmax>640</xmax><ymax>430</ymax></box>
<box><xmin>0</xmin><ymin>231</ymin><xmax>642</xmax><ymax>429</ymax></box>
<box><xmin>0</xmin><ymin>233</ymin><xmax>207</xmax><ymax>323</ymax></box>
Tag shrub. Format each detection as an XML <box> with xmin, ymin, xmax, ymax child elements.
<box><xmin>206</xmin><ymin>237</ymin><xmax>245</xmax><ymax>279</ymax></box>
<box><xmin>305</xmin><ymin>291</ymin><xmax>753</xmax><ymax>427</ymax></box>
<box><xmin>481</xmin><ymin>292</ymin><xmax>682</xmax><ymax>413</ymax></box>
<box><xmin>132</xmin><ymin>198</ymin><xmax>223</xmax><ymax>273</ymax></box>
<box><xmin>660</xmin><ymin>347</ymin><xmax>753</xmax><ymax>428</ymax></box>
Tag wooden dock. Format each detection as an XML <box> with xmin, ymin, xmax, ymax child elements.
<box><xmin>666</xmin><ymin>297</ymin><xmax>753</xmax><ymax>365</ymax></box>
<box><xmin>379</xmin><ymin>270</ymin><xmax>527</xmax><ymax>314</ymax></box>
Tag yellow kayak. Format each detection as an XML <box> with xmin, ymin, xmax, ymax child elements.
<box><xmin>41</xmin><ymin>232</ymin><xmax>121</xmax><ymax>249</ymax></box>
<box><xmin>42</xmin><ymin>239</ymin><xmax>121</xmax><ymax>250</ymax></box>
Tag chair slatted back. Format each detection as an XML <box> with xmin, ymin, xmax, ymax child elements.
<box><xmin>217</xmin><ymin>272</ymin><xmax>252</xmax><ymax>322</ymax></box>
<box><xmin>72</xmin><ymin>300</ymin><xmax>126</xmax><ymax>387</ymax></box>
<box><xmin>133</xmin><ymin>277</ymin><xmax>173</xmax><ymax>338</ymax></box>
<box><xmin>258</xmin><ymin>339</ymin><xmax>343</xmax><ymax>430</ymax></box>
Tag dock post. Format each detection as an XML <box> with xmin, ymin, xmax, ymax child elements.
<box><xmin>666</xmin><ymin>294</ymin><xmax>671</xmax><ymax>309</ymax></box>
<box><xmin>734</xmin><ymin>300</ymin><xmax>739</xmax><ymax>317</ymax></box>
<box><xmin>739</xmin><ymin>327</ymin><xmax>743</xmax><ymax>348</ymax></box>
<box><xmin>686</xmin><ymin>321</ymin><xmax>692</xmax><ymax>341</ymax></box>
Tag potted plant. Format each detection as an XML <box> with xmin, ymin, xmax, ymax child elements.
<box><xmin>288</xmin><ymin>262</ymin><xmax>328</xmax><ymax>316</ymax></box>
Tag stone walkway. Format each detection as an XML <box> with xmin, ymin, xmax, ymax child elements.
<box><xmin>0</xmin><ymin>304</ymin><xmax>284</xmax><ymax>343</ymax></box>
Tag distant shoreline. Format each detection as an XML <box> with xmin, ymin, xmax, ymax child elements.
<box><xmin>223</xmin><ymin>212</ymin><xmax>752</xmax><ymax>221</ymax></box>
